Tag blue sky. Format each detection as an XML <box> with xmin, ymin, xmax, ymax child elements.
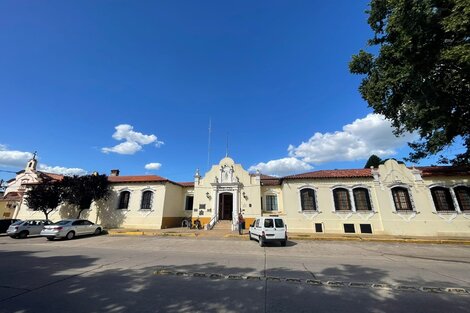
<box><xmin>0</xmin><ymin>1</ymin><xmax>448</xmax><ymax>183</ymax></box>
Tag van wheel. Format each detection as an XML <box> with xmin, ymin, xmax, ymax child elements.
<box><xmin>280</xmin><ymin>240</ymin><xmax>287</xmax><ymax>247</ymax></box>
<box><xmin>66</xmin><ymin>231</ymin><xmax>75</xmax><ymax>240</ymax></box>
<box><xmin>259</xmin><ymin>237</ymin><xmax>264</xmax><ymax>247</ymax></box>
<box><xmin>18</xmin><ymin>231</ymin><xmax>28</xmax><ymax>239</ymax></box>
<box><xmin>249</xmin><ymin>232</ymin><xmax>254</xmax><ymax>241</ymax></box>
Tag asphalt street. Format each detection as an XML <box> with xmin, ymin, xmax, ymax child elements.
<box><xmin>0</xmin><ymin>234</ymin><xmax>469</xmax><ymax>313</ymax></box>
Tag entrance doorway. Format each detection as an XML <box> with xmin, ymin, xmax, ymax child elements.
<box><xmin>218</xmin><ymin>193</ymin><xmax>233</xmax><ymax>220</ymax></box>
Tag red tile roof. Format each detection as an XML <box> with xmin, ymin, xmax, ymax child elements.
<box><xmin>415</xmin><ymin>166</ymin><xmax>470</xmax><ymax>177</ymax></box>
<box><xmin>108</xmin><ymin>175</ymin><xmax>169</xmax><ymax>183</ymax></box>
<box><xmin>260</xmin><ymin>174</ymin><xmax>281</xmax><ymax>186</ymax></box>
<box><xmin>39</xmin><ymin>172</ymin><xmax>65</xmax><ymax>181</ymax></box>
<box><xmin>178</xmin><ymin>182</ymin><xmax>195</xmax><ymax>187</ymax></box>
<box><xmin>283</xmin><ymin>169</ymin><xmax>373</xmax><ymax>180</ymax></box>
<box><xmin>3</xmin><ymin>192</ymin><xmax>23</xmax><ymax>201</ymax></box>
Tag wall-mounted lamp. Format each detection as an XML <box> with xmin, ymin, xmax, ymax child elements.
<box><xmin>242</xmin><ymin>192</ymin><xmax>248</xmax><ymax>200</ymax></box>
<box><xmin>206</xmin><ymin>192</ymin><xmax>211</xmax><ymax>199</ymax></box>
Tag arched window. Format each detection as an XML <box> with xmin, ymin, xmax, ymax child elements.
<box><xmin>333</xmin><ymin>188</ymin><xmax>351</xmax><ymax>211</ymax></box>
<box><xmin>118</xmin><ymin>191</ymin><xmax>130</xmax><ymax>209</ymax></box>
<box><xmin>454</xmin><ymin>186</ymin><xmax>470</xmax><ymax>212</ymax></box>
<box><xmin>430</xmin><ymin>187</ymin><xmax>455</xmax><ymax>212</ymax></box>
<box><xmin>141</xmin><ymin>191</ymin><xmax>153</xmax><ymax>210</ymax></box>
<box><xmin>353</xmin><ymin>188</ymin><xmax>372</xmax><ymax>211</ymax></box>
<box><xmin>392</xmin><ymin>187</ymin><xmax>413</xmax><ymax>211</ymax></box>
<box><xmin>300</xmin><ymin>189</ymin><xmax>317</xmax><ymax>211</ymax></box>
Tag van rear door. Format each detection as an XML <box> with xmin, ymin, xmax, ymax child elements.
<box><xmin>272</xmin><ymin>218</ymin><xmax>286</xmax><ymax>239</ymax></box>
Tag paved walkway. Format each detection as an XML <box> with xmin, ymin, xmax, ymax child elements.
<box><xmin>107</xmin><ymin>227</ymin><xmax>470</xmax><ymax>244</ymax></box>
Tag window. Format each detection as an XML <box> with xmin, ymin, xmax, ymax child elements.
<box><xmin>300</xmin><ymin>189</ymin><xmax>317</xmax><ymax>211</ymax></box>
<box><xmin>141</xmin><ymin>191</ymin><xmax>153</xmax><ymax>210</ymax></box>
<box><xmin>430</xmin><ymin>187</ymin><xmax>455</xmax><ymax>212</ymax></box>
<box><xmin>315</xmin><ymin>223</ymin><xmax>323</xmax><ymax>233</ymax></box>
<box><xmin>360</xmin><ymin>224</ymin><xmax>373</xmax><ymax>234</ymax></box>
<box><xmin>264</xmin><ymin>219</ymin><xmax>274</xmax><ymax>228</ymax></box>
<box><xmin>265</xmin><ymin>195</ymin><xmax>278</xmax><ymax>211</ymax></box>
<box><xmin>274</xmin><ymin>219</ymin><xmax>284</xmax><ymax>228</ymax></box>
<box><xmin>255</xmin><ymin>219</ymin><xmax>260</xmax><ymax>227</ymax></box>
<box><xmin>353</xmin><ymin>188</ymin><xmax>372</xmax><ymax>211</ymax></box>
<box><xmin>392</xmin><ymin>187</ymin><xmax>413</xmax><ymax>211</ymax></box>
<box><xmin>454</xmin><ymin>186</ymin><xmax>470</xmax><ymax>212</ymax></box>
<box><xmin>344</xmin><ymin>224</ymin><xmax>355</xmax><ymax>233</ymax></box>
<box><xmin>118</xmin><ymin>191</ymin><xmax>130</xmax><ymax>209</ymax></box>
<box><xmin>185</xmin><ymin>195</ymin><xmax>194</xmax><ymax>211</ymax></box>
<box><xmin>333</xmin><ymin>188</ymin><xmax>351</xmax><ymax>211</ymax></box>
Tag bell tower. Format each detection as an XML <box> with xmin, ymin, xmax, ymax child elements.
<box><xmin>25</xmin><ymin>151</ymin><xmax>38</xmax><ymax>172</ymax></box>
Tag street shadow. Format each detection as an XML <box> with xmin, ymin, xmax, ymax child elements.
<box><xmin>0</xmin><ymin>249</ymin><xmax>468</xmax><ymax>313</ymax></box>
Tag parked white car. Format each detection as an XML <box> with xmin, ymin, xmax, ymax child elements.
<box><xmin>7</xmin><ymin>220</ymin><xmax>52</xmax><ymax>238</ymax></box>
<box><xmin>40</xmin><ymin>219</ymin><xmax>102</xmax><ymax>241</ymax></box>
<box><xmin>249</xmin><ymin>217</ymin><xmax>287</xmax><ymax>247</ymax></box>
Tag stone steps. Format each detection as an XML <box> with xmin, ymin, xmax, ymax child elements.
<box><xmin>212</xmin><ymin>220</ymin><xmax>232</xmax><ymax>230</ymax></box>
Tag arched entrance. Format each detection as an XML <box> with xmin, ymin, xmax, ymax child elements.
<box><xmin>218</xmin><ymin>192</ymin><xmax>233</xmax><ymax>220</ymax></box>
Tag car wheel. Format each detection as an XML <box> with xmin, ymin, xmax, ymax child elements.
<box><xmin>280</xmin><ymin>240</ymin><xmax>287</xmax><ymax>247</ymax></box>
<box><xmin>259</xmin><ymin>236</ymin><xmax>264</xmax><ymax>247</ymax></box>
<box><xmin>66</xmin><ymin>231</ymin><xmax>75</xmax><ymax>240</ymax></box>
<box><xmin>46</xmin><ymin>237</ymin><xmax>55</xmax><ymax>241</ymax></box>
<box><xmin>18</xmin><ymin>231</ymin><xmax>28</xmax><ymax>239</ymax></box>
<box><xmin>94</xmin><ymin>228</ymin><xmax>101</xmax><ymax>236</ymax></box>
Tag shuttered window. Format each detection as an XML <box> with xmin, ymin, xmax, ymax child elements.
<box><xmin>300</xmin><ymin>189</ymin><xmax>317</xmax><ymax>211</ymax></box>
<box><xmin>333</xmin><ymin>188</ymin><xmax>351</xmax><ymax>211</ymax></box>
<box><xmin>430</xmin><ymin>187</ymin><xmax>455</xmax><ymax>212</ymax></box>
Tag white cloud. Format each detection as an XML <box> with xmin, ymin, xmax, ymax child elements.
<box><xmin>102</xmin><ymin>124</ymin><xmax>164</xmax><ymax>155</ymax></box>
<box><xmin>145</xmin><ymin>162</ymin><xmax>162</xmax><ymax>170</ymax></box>
<box><xmin>0</xmin><ymin>144</ymin><xmax>33</xmax><ymax>168</ymax></box>
<box><xmin>288</xmin><ymin>113</ymin><xmax>417</xmax><ymax>164</ymax></box>
<box><xmin>38</xmin><ymin>164</ymin><xmax>87</xmax><ymax>176</ymax></box>
<box><xmin>248</xmin><ymin>157</ymin><xmax>313</xmax><ymax>177</ymax></box>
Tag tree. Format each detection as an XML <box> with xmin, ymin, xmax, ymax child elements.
<box><xmin>61</xmin><ymin>174</ymin><xmax>110</xmax><ymax>219</ymax></box>
<box><xmin>364</xmin><ymin>154</ymin><xmax>382</xmax><ymax>168</ymax></box>
<box><xmin>25</xmin><ymin>180</ymin><xmax>62</xmax><ymax>222</ymax></box>
<box><xmin>350</xmin><ymin>0</ymin><xmax>470</xmax><ymax>165</ymax></box>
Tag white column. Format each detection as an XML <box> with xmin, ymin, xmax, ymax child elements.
<box><xmin>232</xmin><ymin>191</ymin><xmax>239</xmax><ymax>231</ymax></box>
<box><xmin>449</xmin><ymin>188</ymin><xmax>461</xmax><ymax>213</ymax></box>
<box><xmin>349</xmin><ymin>189</ymin><xmax>356</xmax><ymax>212</ymax></box>
<box><xmin>212</xmin><ymin>189</ymin><xmax>218</xmax><ymax>221</ymax></box>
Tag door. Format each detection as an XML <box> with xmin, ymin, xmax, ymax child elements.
<box><xmin>218</xmin><ymin>193</ymin><xmax>233</xmax><ymax>220</ymax></box>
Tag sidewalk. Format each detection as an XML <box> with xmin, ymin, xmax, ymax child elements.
<box><xmin>107</xmin><ymin>227</ymin><xmax>470</xmax><ymax>245</ymax></box>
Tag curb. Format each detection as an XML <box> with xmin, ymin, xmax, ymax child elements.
<box><xmin>107</xmin><ymin>230</ymin><xmax>470</xmax><ymax>245</ymax></box>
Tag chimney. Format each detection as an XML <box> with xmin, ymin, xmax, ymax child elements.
<box><xmin>110</xmin><ymin>169</ymin><xmax>120</xmax><ymax>177</ymax></box>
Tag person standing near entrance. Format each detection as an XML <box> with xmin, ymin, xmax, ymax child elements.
<box><xmin>238</xmin><ymin>213</ymin><xmax>245</xmax><ymax>235</ymax></box>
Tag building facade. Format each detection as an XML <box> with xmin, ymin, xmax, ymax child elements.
<box><xmin>5</xmin><ymin>156</ymin><xmax>470</xmax><ymax>237</ymax></box>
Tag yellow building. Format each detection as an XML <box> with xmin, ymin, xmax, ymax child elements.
<box><xmin>7</xmin><ymin>156</ymin><xmax>470</xmax><ymax>237</ymax></box>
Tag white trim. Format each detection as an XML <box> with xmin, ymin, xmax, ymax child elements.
<box><xmin>330</xmin><ymin>186</ymin><xmax>353</xmax><ymax>213</ymax></box>
<box><xmin>297</xmin><ymin>185</ymin><xmax>320</xmax><ymax>213</ymax></box>
<box><xmin>388</xmin><ymin>183</ymin><xmax>417</xmax><ymax>213</ymax></box>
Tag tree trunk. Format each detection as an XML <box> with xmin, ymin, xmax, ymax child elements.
<box><xmin>77</xmin><ymin>207</ymin><xmax>87</xmax><ymax>219</ymax></box>
<box><xmin>43</xmin><ymin>210</ymin><xmax>49</xmax><ymax>222</ymax></box>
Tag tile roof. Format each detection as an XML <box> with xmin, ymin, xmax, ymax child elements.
<box><xmin>283</xmin><ymin>168</ymin><xmax>373</xmax><ymax>180</ymax></box>
<box><xmin>39</xmin><ymin>172</ymin><xmax>65</xmax><ymax>181</ymax></box>
<box><xmin>3</xmin><ymin>192</ymin><xmax>23</xmax><ymax>201</ymax></box>
<box><xmin>178</xmin><ymin>182</ymin><xmax>195</xmax><ymax>187</ymax></box>
<box><xmin>415</xmin><ymin>166</ymin><xmax>470</xmax><ymax>177</ymax></box>
<box><xmin>259</xmin><ymin>174</ymin><xmax>281</xmax><ymax>186</ymax></box>
<box><xmin>108</xmin><ymin>175</ymin><xmax>169</xmax><ymax>183</ymax></box>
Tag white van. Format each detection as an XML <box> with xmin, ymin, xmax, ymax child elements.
<box><xmin>249</xmin><ymin>217</ymin><xmax>287</xmax><ymax>247</ymax></box>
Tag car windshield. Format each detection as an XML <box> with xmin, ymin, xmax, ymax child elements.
<box><xmin>275</xmin><ymin>219</ymin><xmax>284</xmax><ymax>228</ymax></box>
<box><xmin>11</xmin><ymin>221</ymin><xmax>24</xmax><ymax>226</ymax></box>
<box><xmin>54</xmin><ymin>220</ymin><xmax>72</xmax><ymax>226</ymax></box>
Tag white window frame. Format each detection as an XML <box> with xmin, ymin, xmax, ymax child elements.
<box><xmin>139</xmin><ymin>188</ymin><xmax>155</xmax><ymax>211</ymax></box>
<box><xmin>389</xmin><ymin>184</ymin><xmax>417</xmax><ymax>213</ymax></box>
<box><xmin>330</xmin><ymin>185</ymin><xmax>354</xmax><ymax>213</ymax></box>
<box><xmin>263</xmin><ymin>191</ymin><xmax>279</xmax><ymax>212</ymax></box>
<box><xmin>297</xmin><ymin>185</ymin><xmax>319</xmax><ymax>213</ymax></box>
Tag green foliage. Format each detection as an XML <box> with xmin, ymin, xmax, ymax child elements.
<box><xmin>25</xmin><ymin>180</ymin><xmax>62</xmax><ymax>221</ymax></box>
<box><xmin>350</xmin><ymin>0</ymin><xmax>470</xmax><ymax>165</ymax></box>
<box><xmin>61</xmin><ymin>174</ymin><xmax>110</xmax><ymax>218</ymax></box>
<box><xmin>364</xmin><ymin>154</ymin><xmax>383</xmax><ymax>168</ymax></box>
